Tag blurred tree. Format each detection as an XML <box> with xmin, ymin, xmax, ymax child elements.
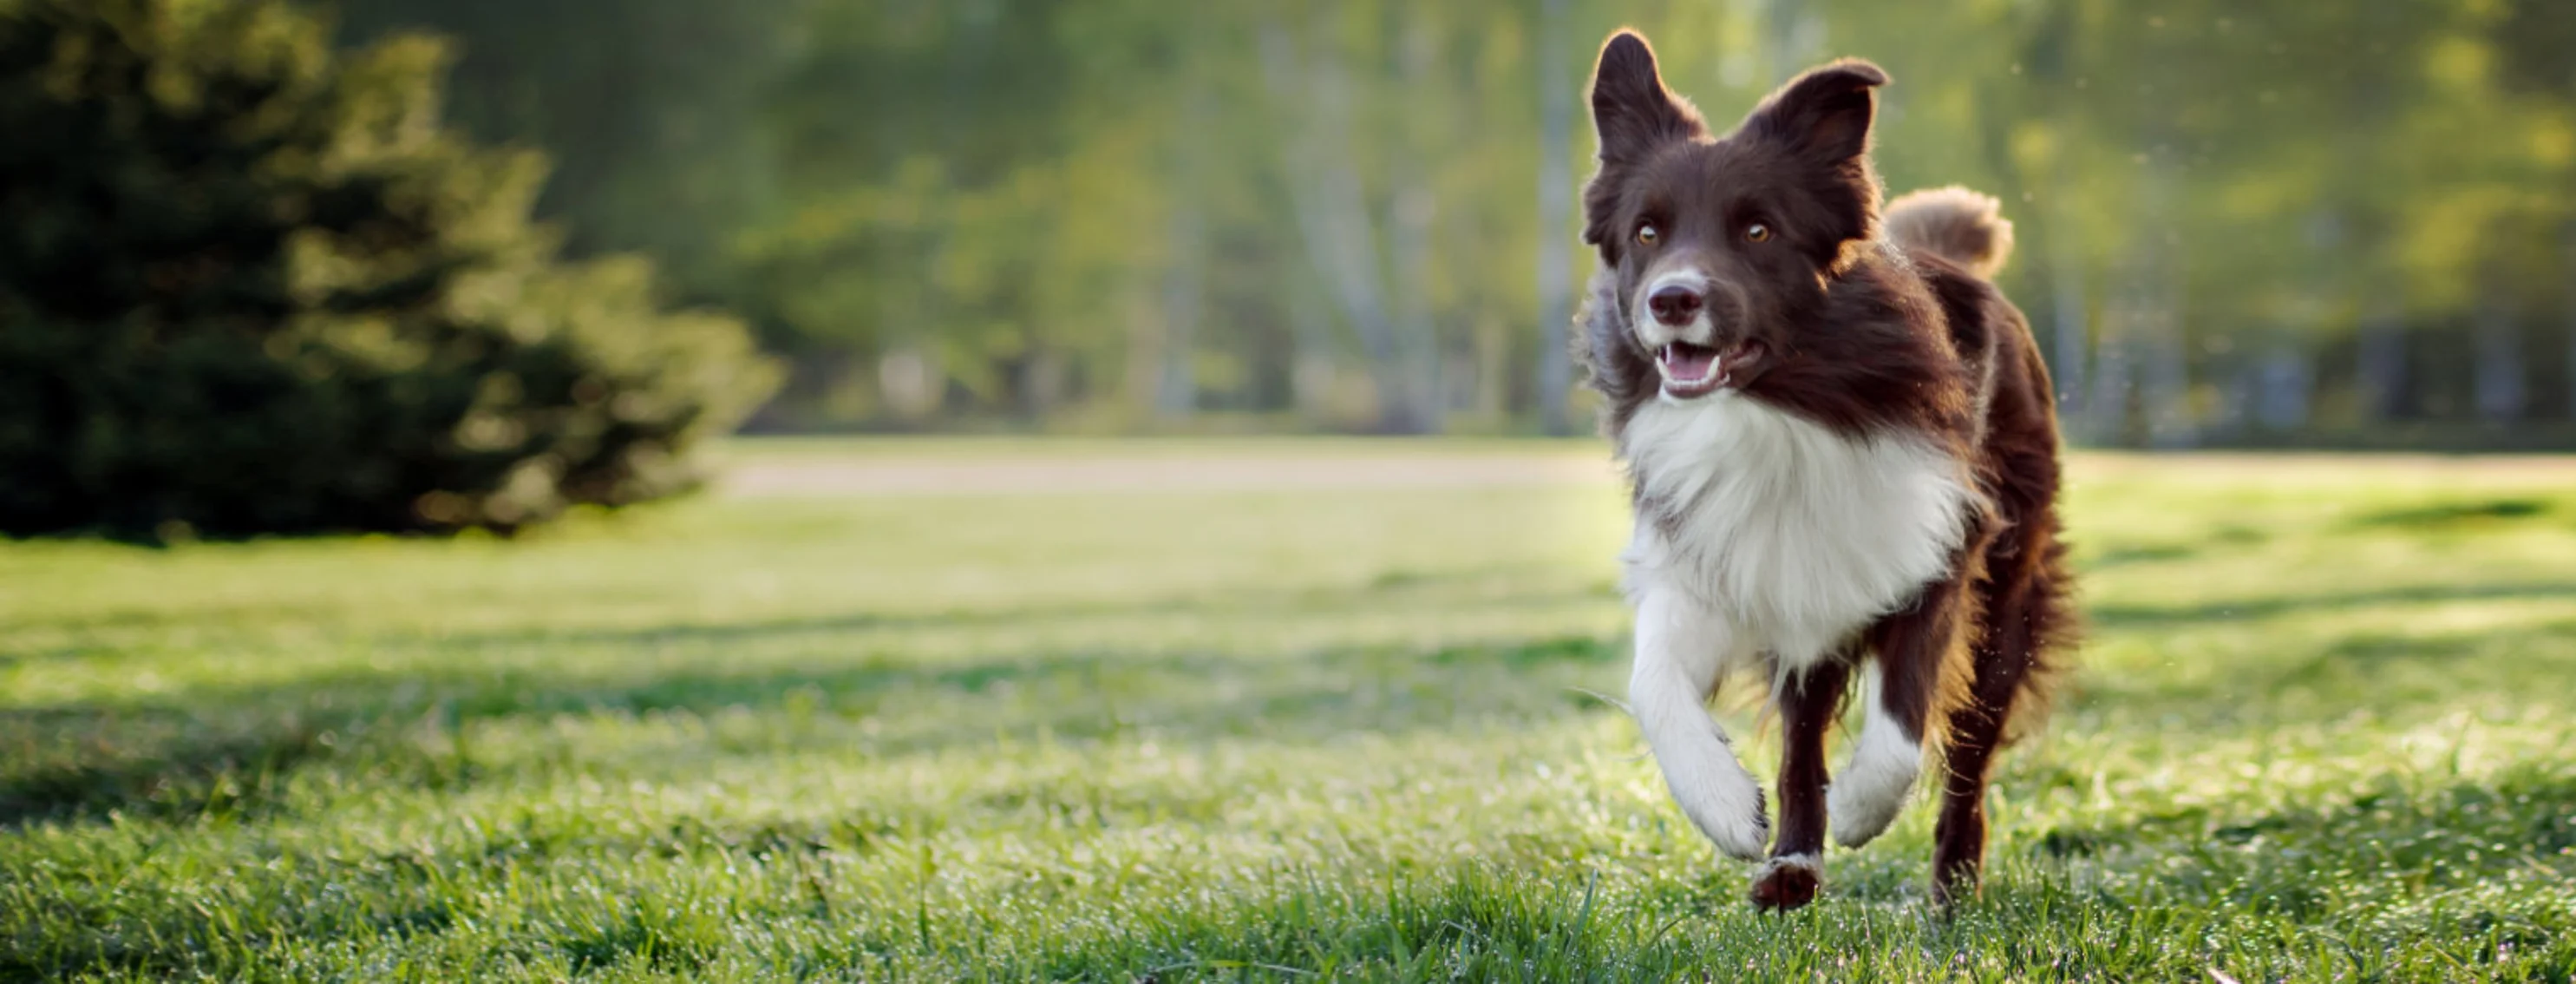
<box><xmin>335</xmin><ymin>0</ymin><xmax>793</xmax><ymax>305</ymax></box>
<box><xmin>314</xmin><ymin>0</ymin><xmax>2576</xmax><ymax>447</ymax></box>
<box><xmin>0</xmin><ymin>0</ymin><xmax>777</xmax><ymax>538</ymax></box>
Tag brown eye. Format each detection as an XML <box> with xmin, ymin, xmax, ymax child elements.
<box><xmin>1745</xmin><ymin>223</ymin><xmax>1771</xmax><ymax>243</ymax></box>
<box><xmin>1636</xmin><ymin>224</ymin><xmax>1659</xmax><ymax>246</ymax></box>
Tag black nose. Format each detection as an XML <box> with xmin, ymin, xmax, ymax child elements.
<box><xmin>1648</xmin><ymin>285</ymin><xmax>1703</xmax><ymax>326</ymax></box>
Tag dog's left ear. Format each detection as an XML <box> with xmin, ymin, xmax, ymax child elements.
<box><xmin>1744</xmin><ymin>59</ymin><xmax>1888</xmax><ymax>163</ymax></box>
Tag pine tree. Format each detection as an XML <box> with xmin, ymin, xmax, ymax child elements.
<box><xmin>0</xmin><ymin>0</ymin><xmax>778</xmax><ymax>538</ymax></box>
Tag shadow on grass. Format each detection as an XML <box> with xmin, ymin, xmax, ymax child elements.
<box><xmin>449</xmin><ymin>572</ymin><xmax>1594</xmax><ymax>651</ymax></box>
<box><xmin>0</xmin><ymin>633</ymin><xmax>1628</xmax><ymax>830</ymax></box>
<box><xmin>16</xmin><ymin>758</ymin><xmax>2573</xmax><ymax>982</ymax></box>
<box><xmin>2344</xmin><ymin>496</ymin><xmax>2553</xmax><ymax>529</ymax></box>
<box><xmin>2090</xmin><ymin>581</ymin><xmax>2576</xmax><ymax>628</ymax></box>
<box><xmin>923</xmin><ymin>763</ymin><xmax>2576</xmax><ymax>981</ymax></box>
<box><xmin>2070</xmin><ymin>615</ymin><xmax>2576</xmax><ymax>727</ymax></box>
<box><xmin>2029</xmin><ymin>762</ymin><xmax>2576</xmax><ymax>922</ymax></box>
<box><xmin>20</xmin><ymin>577</ymin><xmax>2576</xmax><ymax>832</ymax></box>
<box><xmin>0</xmin><ymin>707</ymin><xmax>338</xmax><ymax>829</ymax></box>
<box><xmin>4</xmin><ymin>564</ymin><xmax>1590</xmax><ymax>648</ymax></box>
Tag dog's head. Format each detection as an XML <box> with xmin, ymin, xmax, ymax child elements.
<box><xmin>1581</xmin><ymin>30</ymin><xmax>1887</xmax><ymax>401</ymax></box>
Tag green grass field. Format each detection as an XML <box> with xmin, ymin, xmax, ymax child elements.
<box><xmin>5</xmin><ymin>441</ymin><xmax>2575</xmax><ymax>981</ymax></box>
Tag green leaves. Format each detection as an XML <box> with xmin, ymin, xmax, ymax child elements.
<box><xmin>0</xmin><ymin>0</ymin><xmax>778</xmax><ymax>538</ymax></box>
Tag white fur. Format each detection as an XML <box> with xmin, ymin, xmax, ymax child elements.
<box><xmin>1628</xmin><ymin>586</ymin><xmax>1769</xmax><ymax>860</ymax></box>
<box><xmin>1828</xmin><ymin>663</ymin><xmax>1925</xmax><ymax>848</ymax></box>
<box><xmin>1619</xmin><ymin>391</ymin><xmax>1969</xmax><ymax>858</ymax></box>
<box><xmin>1621</xmin><ymin>393</ymin><xmax>1972</xmax><ymax>673</ymax></box>
<box><xmin>1755</xmin><ymin>851</ymin><xmax>1821</xmax><ymax>879</ymax></box>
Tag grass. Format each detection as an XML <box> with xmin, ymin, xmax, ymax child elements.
<box><xmin>3</xmin><ymin>440</ymin><xmax>2575</xmax><ymax>981</ymax></box>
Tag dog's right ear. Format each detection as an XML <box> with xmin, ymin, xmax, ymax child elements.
<box><xmin>1587</xmin><ymin>30</ymin><xmax>1703</xmax><ymax>168</ymax></box>
<box><xmin>1584</xmin><ymin>30</ymin><xmax>1704</xmax><ymax>249</ymax></box>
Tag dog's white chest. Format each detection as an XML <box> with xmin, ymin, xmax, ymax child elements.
<box><xmin>1618</xmin><ymin>394</ymin><xmax>1973</xmax><ymax>669</ymax></box>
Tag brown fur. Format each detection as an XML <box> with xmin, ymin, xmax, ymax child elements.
<box><xmin>1886</xmin><ymin>186</ymin><xmax>2017</xmax><ymax>280</ymax></box>
<box><xmin>1750</xmin><ymin>659</ymin><xmax>1849</xmax><ymax>910</ymax></box>
<box><xmin>1572</xmin><ymin>30</ymin><xmax>2076</xmax><ymax>908</ymax></box>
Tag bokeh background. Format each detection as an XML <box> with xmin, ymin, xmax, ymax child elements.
<box><xmin>351</xmin><ymin>0</ymin><xmax>2576</xmax><ymax>446</ymax></box>
<box><xmin>7</xmin><ymin>1</ymin><xmax>2576</xmax><ymax>981</ymax></box>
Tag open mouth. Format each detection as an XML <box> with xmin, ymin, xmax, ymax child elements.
<box><xmin>1656</xmin><ymin>340</ymin><xmax>1766</xmax><ymax>398</ymax></box>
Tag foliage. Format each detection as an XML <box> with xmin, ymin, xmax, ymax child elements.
<box><xmin>3</xmin><ymin>441</ymin><xmax>2575</xmax><ymax>979</ymax></box>
<box><xmin>332</xmin><ymin>0</ymin><xmax>2576</xmax><ymax>443</ymax></box>
<box><xmin>0</xmin><ymin>0</ymin><xmax>778</xmax><ymax>538</ymax></box>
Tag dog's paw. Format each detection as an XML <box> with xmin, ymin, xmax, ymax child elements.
<box><xmin>1827</xmin><ymin>745</ymin><xmax>1919</xmax><ymax>848</ymax></box>
<box><xmin>1749</xmin><ymin>854</ymin><xmax>1821</xmax><ymax>910</ymax></box>
<box><xmin>1693</xmin><ymin>776</ymin><xmax>1770</xmax><ymax>862</ymax></box>
<box><xmin>1830</xmin><ymin>713</ymin><xmax>1923</xmax><ymax>849</ymax></box>
<box><xmin>1827</xmin><ymin>779</ymin><xmax>1903</xmax><ymax>848</ymax></box>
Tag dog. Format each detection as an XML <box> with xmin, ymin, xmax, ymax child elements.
<box><xmin>1572</xmin><ymin>30</ymin><xmax>2074</xmax><ymax>909</ymax></box>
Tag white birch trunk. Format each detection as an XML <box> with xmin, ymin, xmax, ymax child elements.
<box><xmin>1533</xmin><ymin>0</ymin><xmax>1574</xmax><ymax>435</ymax></box>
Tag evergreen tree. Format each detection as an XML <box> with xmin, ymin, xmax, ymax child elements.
<box><xmin>0</xmin><ymin>0</ymin><xmax>778</xmax><ymax>538</ymax></box>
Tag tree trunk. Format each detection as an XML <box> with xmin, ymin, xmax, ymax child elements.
<box><xmin>2134</xmin><ymin>156</ymin><xmax>2194</xmax><ymax>449</ymax></box>
<box><xmin>1386</xmin><ymin>186</ymin><xmax>1441</xmax><ymax>433</ymax></box>
<box><xmin>1122</xmin><ymin>283</ymin><xmax>1163</xmax><ymax>418</ymax></box>
<box><xmin>2563</xmin><ymin>223</ymin><xmax>2576</xmax><ymax>423</ymax></box>
<box><xmin>2254</xmin><ymin>344</ymin><xmax>2311</xmax><ymax>431</ymax></box>
<box><xmin>2474</xmin><ymin>295</ymin><xmax>2523</xmax><ymax>424</ymax></box>
<box><xmin>1288</xmin><ymin>282</ymin><xmax>1338</xmax><ymax>423</ymax></box>
<box><xmin>2050</xmin><ymin>233</ymin><xmax>2089</xmax><ymax>422</ymax></box>
<box><xmin>2088</xmin><ymin>302</ymin><xmax>2132</xmax><ymax>445</ymax></box>
<box><xmin>1019</xmin><ymin>348</ymin><xmax>1065</xmax><ymax>419</ymax></box>
<box><xmin>1382</xmin><ymin>16</ymin><xmax>1442</xmax><ymax>433</ymax></box>
<box><xmin>2141</xmin><ymin>282</ymin><xmax>2194</xmax><ymax>449</ymax></box>
<box><xmin>1258</xmin><ymin>18</ymin><xmax>1432</xmax><ymax>434</ymax></box>
<box><xmin>1474</xmin><ymin>313</ymin><xmax>1507</xmax><ymax>417</ymax></box>
<box><xmin>2356</xmin><ymin>291</ymin><xmax>2408</xmax><ymax>423</ymax></box>
<box><xmin>1533</xmin><ymin>0</ymin><xmax>1574</xmax><ymax>435</ymax></box>
<box><xmin>879</xmin><ymin>347</ymin><xmax>942</xmax><ymax>423</ymax></box>
<box><xmin>1155</xmin><ymin>82</ymin><xmax>1213</xmax><ymax>419</ymax></box>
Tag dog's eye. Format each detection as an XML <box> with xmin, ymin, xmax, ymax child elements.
<box><xmin>1636</xmin><ymin>224</ymin><xmax>1659</xmax><ymax>246</ymax></box>
<box><xmin>1745</xmin><ymin>223</ymin><xmax>1771</xmax><ymax>243</ymax></box>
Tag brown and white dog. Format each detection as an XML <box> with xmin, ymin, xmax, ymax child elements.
<box><xmin>1573</xmin><ymin>30</ymin><xmax>2075</xmax><ymax>909</ymax></box>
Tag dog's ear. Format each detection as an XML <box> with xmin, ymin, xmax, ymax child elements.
<box><xmin>1583</xmin><ymin>30</ymin><xmax>1704</xmax><ymax>248</ymax></box>
<box><xmin>1587</xmin><ymin>30</ymin><xmax>1703</xmax><ymax>167</ymax></box>
<box><xmin>1743</xmin><ymin>59</ymin><xmax>1887</xmax><ymax>164</ymax></box>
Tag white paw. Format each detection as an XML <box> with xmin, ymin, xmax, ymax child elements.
<box><xmin>1827</xmin><ymin>775</ymin><xmax>1906</xmax><ymax>848</ymax></box>
<box><xmin>1831</xmin><ymin>666</ymin><xmax>1924</xmax><ymax>849</ymax></box>
<box><xmin>1827</xmin><ymin>733</ymin><xmax>1919</xmax><ymax>848</ymax></box>
<box><xmin>1676</xmin><ymin>758</ymin><xmax>1771</xmax><ymax>861</ymax></box>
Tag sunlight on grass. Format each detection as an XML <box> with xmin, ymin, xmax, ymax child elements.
<box><xmin>3</xmin><ymin>444</ymin><xmax>2574</xmax><ymax>981</ymax></box>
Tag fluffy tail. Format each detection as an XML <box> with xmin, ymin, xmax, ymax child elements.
<box><xmin>1885</xmin><ymin>186</ymin><xmax>2015</xmax><ymax>279</ymax></box>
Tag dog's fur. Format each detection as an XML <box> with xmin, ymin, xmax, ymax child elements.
<box><xmin>1572</xmin><ymin>30</ymin><xmax>2074</xmax><ymax>909</ymax></box>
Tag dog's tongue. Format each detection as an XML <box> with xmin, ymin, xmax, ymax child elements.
<box><xmin>1659</xmin><ymin>343</ymin><xmax>1719</xmax><ymax>382</ymax></box>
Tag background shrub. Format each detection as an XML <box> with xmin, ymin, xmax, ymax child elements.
<box><xmin>0</xmin><ymin>0</ymin><xmax>780</xmax><ymax>538</ymax></box>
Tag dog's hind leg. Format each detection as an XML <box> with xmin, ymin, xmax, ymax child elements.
<box><xmin>1628</xmin><ymin>581</ymin><xmax>1769</xmax><ymax>861</ymax></box>
<box><xmin>1751</xmin><ymin>656</ymin><xmax>1850</xmax><ymax>910</ymax></box>
<box><xmin>1931</xmin><ymin>543</ymin><xmax>2070</xmax><ymax>903</ymax></box>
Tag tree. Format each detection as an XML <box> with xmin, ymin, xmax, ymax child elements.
<box><xmin>317</xmin><ymin>0</ymin><xmax>2576</xmax><ymax>446</ymax></box>
<box><xmin>0</xmin><ymin>0</ymin><xmax>777</xmax><ymax>538</ymax></box>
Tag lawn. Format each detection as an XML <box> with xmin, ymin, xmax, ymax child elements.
<box><xmin>3</xmin><ymin>441</ymin><xmax>2574</xmax><ymax>981</ymax></box>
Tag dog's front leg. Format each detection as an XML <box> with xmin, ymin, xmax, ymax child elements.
<box><xmin>1832</xmin><ymin>571</ymin><xmax>1971</xmax><ymax>850</ymax></box>
<box><xmin>1628</xmin><ymin>581</ymin><xmax>1768</xmax><ymax>861</ymax></box>
<box><xmin>1751</xmin><ymin>657</ymin><xmax>1850</xmax><ymax>909</ymax></box>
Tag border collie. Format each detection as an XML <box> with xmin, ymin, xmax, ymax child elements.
<box><xmin>1572</xmin><ymin>30</ymin><xmax>2075</xmax><ymax>909</ymax></box>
